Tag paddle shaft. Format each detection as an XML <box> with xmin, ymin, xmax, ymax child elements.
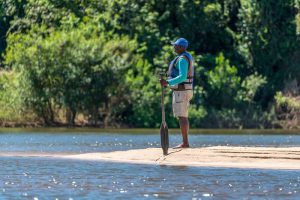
<box><xmin>160</xmin><ymin>79</ymin><xmax>169</xmax><ymax>155</ymax></box>
<box><xmin>161</xmin><ymin>85</ymin><xmax>166</xmax><ymax>123</ymax></box>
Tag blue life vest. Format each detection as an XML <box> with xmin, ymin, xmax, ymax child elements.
<box><xmin>167</xmin><ymin>52</ymin><xmax>194</xmax><ymax>90</ymax></box>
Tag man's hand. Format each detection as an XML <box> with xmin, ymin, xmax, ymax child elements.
<box><xmin>160</xmin><ymin>79</ymin><xmax>168</xmax><ymax>87</ymax></box>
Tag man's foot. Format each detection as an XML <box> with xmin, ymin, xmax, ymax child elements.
<box><xmin>173</xmin><ymin>143</ymin><xmax>190</xmax><ymax>149</ymax></box>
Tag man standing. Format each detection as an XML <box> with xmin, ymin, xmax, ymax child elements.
<box><xmin>160</xmin><ymin>38</ymin><xmax>194</xmax><ymax>148</ymax></box>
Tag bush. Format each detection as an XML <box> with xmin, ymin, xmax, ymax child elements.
<box><xmin>5</xmin><ymin>22</ymin><xmax>138</xmax><ymax>126</ymax></box>
<box><xmin>0</xmin><ymin>70</ymin><xmax>36</xmax><ymax>123</ymax></box>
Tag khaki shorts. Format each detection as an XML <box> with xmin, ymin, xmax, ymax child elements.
<box><xmin>172</xmin><ymin>90</ymin><xmax>193</xmax><ymax>117</ymax></box>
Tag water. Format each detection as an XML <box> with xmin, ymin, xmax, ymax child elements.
<box><xmin>0</xmin><ymin>131</ymin><xmax>300</xmax><ymax>199</ymax></box>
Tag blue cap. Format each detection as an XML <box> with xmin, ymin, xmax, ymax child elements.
<box><xmin>171</xmin><ymin>38</ymin><xmax>188</xmax><ymax>48</ymax></box>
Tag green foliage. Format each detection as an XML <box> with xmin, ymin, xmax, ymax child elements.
<box><xmin>236</xmin><ymin>73</ymin><xmax>267</xmax><ymax>103</ymax></box>
<box><xmin>0</xmin><ymin>71</ymin><xmax>19</xmax><ymax>120</ymax></box>
<box><xmin>206</xmin><ymin>53</ymin><xmax>241</xmax><ymax>109</ymax></box>
<box><xmin>275</xmin><ymin>92</ymin><xmax>300</xmax><ymax>110</ymax></box>
<box><xmin>0</xmin><ymin>70</ymin><xmax>35</xmax><ymax>122</ymax></box>
<box><xmin>275</xmin><ymin>91</ymin><xmax>300</xmax><ymax>129</ymax></box>
<box><xmin>0</xmin><ymin>0</ymin><xmax>299</xmax><ymax>128</ymax></box>
<box><xmin>202</xmin><ymin>54</ymin><xmax>273</xmax><ymax>128</ymax></box>
<box><xmin>237</xmin><ymin>0</ymin><xmax>299</xmax><ymax>106</ymax></box>
<box><xmin>297</xmin><ymin>0</ymin><xmax>300</xmax><ymax>35</ymax></box>
<box><xmin>124</xmin><ymin>58</ymin><xmax>161</xmax><ymax>127</ymax></box>
<box><xmin>189</xmin><ymin>86</ymin><xmax>208</xmax><ymax>127</ymax></box>
<box><xmin>5</xmin><ymin>22</ymin><xmax>138</xmax><ymax>125</ymax></box>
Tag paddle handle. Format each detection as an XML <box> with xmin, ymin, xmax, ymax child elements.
<box><xmin>161</xmin><ymin>79</ymin><xmax>166</xmax><ymax>124</ymax></box>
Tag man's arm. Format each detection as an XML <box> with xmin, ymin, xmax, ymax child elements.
<box><xmin>167</xmin><ymin>58</ymin><xmax>188</xmax><ymax>86</ymax></box>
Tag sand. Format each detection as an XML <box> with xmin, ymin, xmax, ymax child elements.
<box><xmin>2</xmin><ymin>146</ymin><xmax>299</xmax><ymax>170</ymax></box>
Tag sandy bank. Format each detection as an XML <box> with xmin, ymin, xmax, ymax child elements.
<box><xmin>63</xmin><ymin>146</ymin><xmax>300</xmax><ymax>170</ymax></box>
<box><xmin>2</xmin><ymin>146</ymin><xmax>299</xmax><ymax>170</ymax></box>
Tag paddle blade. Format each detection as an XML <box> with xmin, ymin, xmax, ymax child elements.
<box><xmin>160</xmin><ymin>122</ymin><xmax>169</xmax><ymax>155</ymax></box>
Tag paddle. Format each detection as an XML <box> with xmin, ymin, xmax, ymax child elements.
<box><xmin>160</xmin><ymin>74</ymin><xmax>169</xmax><ymax>155</ymax></box>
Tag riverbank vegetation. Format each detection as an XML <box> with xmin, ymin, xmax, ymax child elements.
<box><xmin>0</xmin><ymin>0</ymin><xmax>299</xmax><ymax>128</ymax></box>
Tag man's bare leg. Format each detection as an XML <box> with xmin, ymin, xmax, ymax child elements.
<box><xmin>175</xmin><ymin>117</ymin><xmax>189</xmax><ymax>148</ymax></box>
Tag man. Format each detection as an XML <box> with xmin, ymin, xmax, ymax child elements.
<box><xmin>160</xmin><ymin>38</ymin><xmax>194</xmax><ymax>148</ymax></box>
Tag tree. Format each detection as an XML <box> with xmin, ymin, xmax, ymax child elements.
<box><xmin>5</xmin><ymin>22</ymin><xmax>138</xmax><ymax>126</ymax></box>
